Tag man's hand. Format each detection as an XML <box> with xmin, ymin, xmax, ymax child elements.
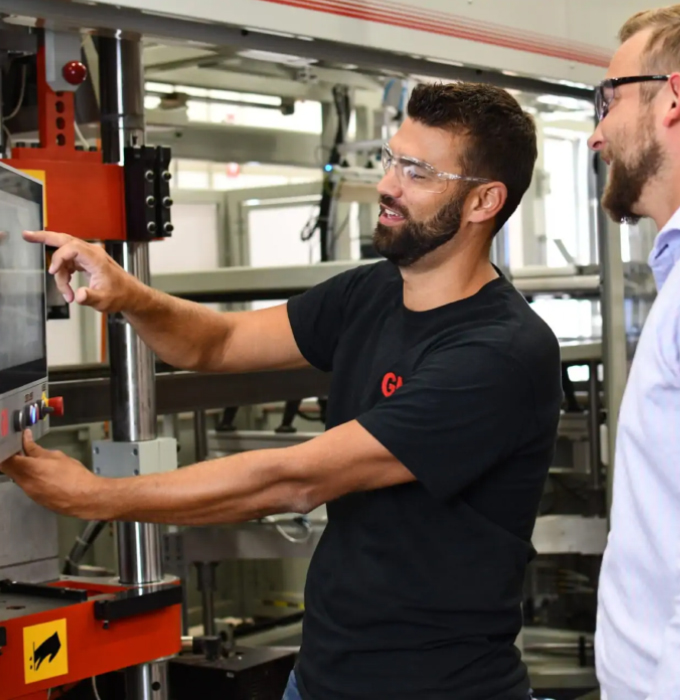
<box><xmin>25</xmin><ymin>230</ymin><xmax>141</xmax><ymax>313</ymax></box>
<box><xmin>0</xmin><ymin>431</ymin><xmax>105</xmax><ymax>519</ymax></box>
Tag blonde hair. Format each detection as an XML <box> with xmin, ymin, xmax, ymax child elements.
<box><xmin>620</xmin><ymin>5</ymin><xmax>680</xmax><ymax>75</ymax></box>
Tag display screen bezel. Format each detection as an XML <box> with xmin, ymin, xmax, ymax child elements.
<box><xmin>0</xmin><ymin>164</ymin><xmax>46</xmax><ymax>395</ymax></box>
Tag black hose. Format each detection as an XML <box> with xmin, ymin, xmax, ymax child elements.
<box><xmin>62</xmin><ymin>521</ymin><xmax>107</xmax><ymax>576</ymax></box>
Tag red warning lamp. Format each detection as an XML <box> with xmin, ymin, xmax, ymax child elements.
<box><xmin>62</xmin><ymin>61</ymin><xmax>88</xmax><ymax>86</ymax></box>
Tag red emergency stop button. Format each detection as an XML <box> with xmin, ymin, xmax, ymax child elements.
<box><xmin>46</xmin><ymin>397</ymin><xmax>65</xmax><ymax>418</ymax></box>
<box><xmin>62</xmin><ymin>61</ymin><xmax>88</xmax><ymax>86</ymax></box>
<box><xmin>0</xmin><ymin>410</ymin><xmax>8</xmax><ymax>438</ymax></box>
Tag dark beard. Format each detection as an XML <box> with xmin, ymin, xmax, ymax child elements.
<box><xmin>603</xmin><ymin>127</ymin><xmax>663</xmax><ymax>225</ymax></box>
<box><xmin>372</xmin><ymin>186</ymin><xmax>473</xmax><ymax>267</ymax></box>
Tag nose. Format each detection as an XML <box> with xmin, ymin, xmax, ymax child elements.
<box><xmin>377</xmin><ymin>167</ymin><xmax>403</xmax><ymax>200</ymax></box>
<box><xmin>588</xmin><ymin>122</ymin><xmax>605</xmax><ymax>152</ymax></box>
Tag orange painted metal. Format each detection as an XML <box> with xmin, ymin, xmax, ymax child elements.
<box><xmin>1</xmin><ymin>44</ymin><xmax>126</xmax><ymax>241</ymax></box>
<box><xmin>0</xmin><ymin>579</ymin><xmax>182</xmax><ymax>700</ymax></box>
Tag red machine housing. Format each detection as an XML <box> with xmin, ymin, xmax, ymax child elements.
<box><xmin>0</xmin><ymin>578</ymin><xmax>182</xmax><ymax>700</ymax></box>
<box><xmin>2</xmin><ymin>45</ymin><xmax>127</xmax><ymax>240</ymax></box>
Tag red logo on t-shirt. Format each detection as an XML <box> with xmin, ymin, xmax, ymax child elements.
<box><xmin>381</xmin><ymin>372</ymin><xmax>403</xmax><ymax>397</ymax></box>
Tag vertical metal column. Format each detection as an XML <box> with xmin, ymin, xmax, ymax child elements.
<box><xmin>588</xmin><ymin>360</ymin><xmax>602</xmax><ymax>493</ymax></box>
<box><xmin>99</xmin><ymin>35</ymin><xmax>168</xmax><ymax>700</ymax></box>
<box><xmin>595</xmin><ymin>156</ymin><xmax>628</xmax><ymax>517</ymax></box>
<box><xmin>195</xmin><ymin>562</ymin><xmax>218</xmax><ymax>636</ymax></box>
<box><xmin>193</xmin><ymin>410</ymin><xmax>208</xmax><ymax>463</ymax></box>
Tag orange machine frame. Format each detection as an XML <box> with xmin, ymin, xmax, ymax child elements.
<box><xmin>2</xmin><ymin>44</ymin><xmax>127</xmax><ymax>240</ymax></box>
<box><xmin>0</xmin><ymin>579</ymin><xmax>182</xmax><ymax>700</ymax></box>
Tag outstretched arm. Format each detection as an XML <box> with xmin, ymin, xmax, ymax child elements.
<box><xmin>0</xmin><ymin>425</ymin><xmax>415</xmax><ymax>524</ymax></box>
<box><xmin>26</xmin><ymin>230</ymin><xmax>307</xmax><ymax>373</ymax></box>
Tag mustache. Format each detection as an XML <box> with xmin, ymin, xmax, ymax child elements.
<box><xmin>379</xmin><ymin>196</ymin><xmax>409</xmax><ymax>218</ymax></box>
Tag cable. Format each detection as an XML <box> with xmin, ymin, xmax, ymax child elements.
<box><xmin>5</xmin><ymin>64</ymin><xmax>27</xmax><ymax>122</ymax></box>
<box><xmin>263</xmin><ymin>516</ymin><xmax>313</xmax><ymax>544</ymax></box>
<box><xmin>74</xmin><ymin>121</ymin><xmax>90</xmax><ymax>150</ymax></box>
<box><xmin>62</xmin><ymin>521</ymin><xmax>107</xmax><ymax>575</ymax></box>
<box><xmin>2</xmin><ymin>124</ymin><xmax>12</xmax><ymax>155</ymax></box>
<box><xmin>92</xmin><ymin>676</ymin><xmax>103</xmax><ymax>700</ymax></box>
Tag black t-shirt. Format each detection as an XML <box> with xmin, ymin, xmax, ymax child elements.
<box><xmin>287</xmin><ymin>261</ymin><xmax>562</xmax><ymax>700</ymax></box>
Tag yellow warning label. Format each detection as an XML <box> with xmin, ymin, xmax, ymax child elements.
<box><xmin>19</xmin><ymin>169</ymin><xmax>48</xmax><ymax>225</ymax></box>
<box><xmin>23</xmin><ymin>619</ymin><xmax>68</xmax><ymax>684</ymax></box>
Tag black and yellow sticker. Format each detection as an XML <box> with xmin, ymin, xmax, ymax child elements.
<box><xmin>23</xmin><ymin>619</ymin><xmax>68</xmax><ymax>684</ymax></box>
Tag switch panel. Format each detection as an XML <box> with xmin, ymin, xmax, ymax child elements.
<box><xmin>0</xmin><ymin>381</ymin><xmax>51</xmax><ymax>465</ymax></box>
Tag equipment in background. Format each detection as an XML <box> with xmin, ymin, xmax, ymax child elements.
<box><xmin>301</xmin><ymin>85</ymin><xmax>351</xmax><ymax>261</ymax></box>
<box><xmin>169</xmin><ymin>640</ymin><xmax>296</xmax><ymax>700</ymax></box>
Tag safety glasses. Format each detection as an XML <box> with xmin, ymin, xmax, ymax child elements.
<box><xmin>595</xmin><ymin>75</ymin><xmax>670</xmax><ymax>121</ymax></box>
<box><xmin>380</xmin><ymin>144</ymin><xmax>490</xmax><ymax>194</ymax></box>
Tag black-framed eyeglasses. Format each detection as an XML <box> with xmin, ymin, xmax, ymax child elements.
<box><xmin>595</xmin><ymin>75</ymin><xmax>670</xmax><ymax>121</ymax></box>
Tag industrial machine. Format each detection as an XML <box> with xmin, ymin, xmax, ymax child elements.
<box><xmin>0</xmin><ymin>26</ymin><xmax>184</xmax><ymax>700</ymax></box>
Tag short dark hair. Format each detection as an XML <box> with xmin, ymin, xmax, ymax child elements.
<box><xmin>407</xmin><ymin>81</ymin><xmax>538</xmax><ymax>234</ymax></box>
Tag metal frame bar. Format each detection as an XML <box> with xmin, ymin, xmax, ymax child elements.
<box><xmin>0</xmin><ymin>0</ymin><xmax>594</xmax><ymax>100</ymax></box>
<box><xmin>49</xmin><ymin>367</ymin><xmax>333</xmax><ymax>427</ymax></box>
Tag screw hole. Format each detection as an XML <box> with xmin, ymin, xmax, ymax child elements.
<box><xmin>56</xmin><ymin>134</ymin><xmax>66</xmax><ymax>146</ymax></box>
<box><xmin>152</xmin><ymin>682</ymin><xmax>161</xmax><ymax>692</ymax></box>
<box><xmin>133</xmin><ymin>448</ymin><xmax>139</xmax><ymax>456</ymax></box>
<box><xmin>55</xmin><ymin>101</ymin><xmax>65</xmax><ymax>114</ymax></box>
<box><xmin>56</xmin><ymin>117</ymin><xmax>65</xmax><ymax>130</ymax></box>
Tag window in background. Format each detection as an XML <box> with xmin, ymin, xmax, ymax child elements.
<box><xmin>530</xmin><ymin>298</ymin><xmax>600</xmax><ymax>340</ymax></box>
<box><xmin>145</xmin><ymin>82</ymin><xmax>323</xmax><ymax>134</ymax></box>
<box><xmin>544</xmin><ymin>135</ymin><xmax>580</xmax><ymax>266</ymax></box>
<box><xmin>172</xmin><ymin>160</ymin><xmax>322</xmax><ymax>191</ymax></box>
<box><xmin>247</xmin><ymin>203</ymin><xmax>321</xmax><ymax>310</ymax></box>
<box><xmin>175</xmin><ymin>159</ymin><xmax>211</xmax><ymax>190</ymax></box>
<box><xmin>149</xmin><ymin>203</ymin><xmax>220</xmax><ymax>274</ymax></box>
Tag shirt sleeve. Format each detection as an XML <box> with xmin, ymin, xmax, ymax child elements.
<box><xmin>287</xmin><ymin>266</ymin><xmax>372</xmax><ymax>373</ymax></box>
<box><xmin>357</xmin><ymin>345</ymin><xmax>535</xmax><ymax>500</ymax></box>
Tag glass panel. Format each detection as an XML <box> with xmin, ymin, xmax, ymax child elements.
<box><xmin>544</xmin><ymin>137</ymin><xmax>578</xmax><ymax>267</ymax></box>
<box><xmin>247</xmin><ymin>204</ymin><xmax>321</xmax><ymax>310</ymax></box>
<box><xmin>149</xmin><ymin>203</ymin><xmax>220</xmax><ymax>274</ymax></box>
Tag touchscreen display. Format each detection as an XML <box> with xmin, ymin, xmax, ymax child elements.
<box><xmin>0</xmin><ymin>172</ymin><xmax>46</xmax><ymax>393</ymax></box>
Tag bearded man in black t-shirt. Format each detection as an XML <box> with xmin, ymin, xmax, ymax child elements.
<box><xmin>2</xmin><ymin>82</ymin><xmax>562</xmax><ymax>700</ymax></box>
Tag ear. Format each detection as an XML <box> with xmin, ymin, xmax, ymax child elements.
<box><xmin>466</xmin><ymin>182</ymin><xmax>508</xmax><ymax>225</ymax></box>
<box><xmin>662</xmin><ymin>73</ymin><xmax>680</xmax><ymax>128</ymax></box>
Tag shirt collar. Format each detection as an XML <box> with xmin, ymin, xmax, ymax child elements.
<box><xmin>648</xmin><ymin>205</ymin><xmax>680</xmax><ymax>289</ymax></box>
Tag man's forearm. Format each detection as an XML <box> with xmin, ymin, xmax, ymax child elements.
<box><xmin>85</xmin><ymin>448</ymin><xmax>311</xmax><ymax>525</ymax></box>
<box><xmin>123</xmin><ymin>281</ymin><xmax>232</xmax><ymax>372</ymax></box>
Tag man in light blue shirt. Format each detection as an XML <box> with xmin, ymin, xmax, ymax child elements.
<box><xmin>588</xmin><ymin>6</ymin><xmax>680</xmax><ymax>700</ymax></box>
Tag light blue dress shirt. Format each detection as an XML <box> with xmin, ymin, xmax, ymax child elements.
<box><xmin>596</xmin><ymin>206</ymin><xmax>680</xmax><ymax>700</ymax></box>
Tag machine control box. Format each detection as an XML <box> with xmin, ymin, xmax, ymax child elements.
<box><xmin>0</xmin><ymin>163</ymin><xmax>50</xmax><ymax>464</ymax></box>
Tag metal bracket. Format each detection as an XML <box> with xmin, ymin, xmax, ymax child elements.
<box><xmin>44</xmin><ymin>29</ymin><xmax>83</xmax><ymax>93</ymax></box>
<box><xmin>92</xmin><ymin>438</ymin><xmax>178</xmax><ymax>479</ymax></box>
<box><xmin>0</xmin><ymin>579</ymin><xmax>87</xmax><ymax>603</ymax></box>
<box><xmin>93</xmin><ymin>582</ymin><xmax>183</xmax><ymax>623</ymax></box>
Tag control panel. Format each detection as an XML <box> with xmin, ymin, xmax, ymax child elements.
<box><xmin>0</xmin><ymin>383</ymin><xmax>63</xmax><ymax>463</ymax></box>
<box><xmin>0</xmin><ymin>163</ymin><xmax>56</xmax><ymax>466</ymax></box>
